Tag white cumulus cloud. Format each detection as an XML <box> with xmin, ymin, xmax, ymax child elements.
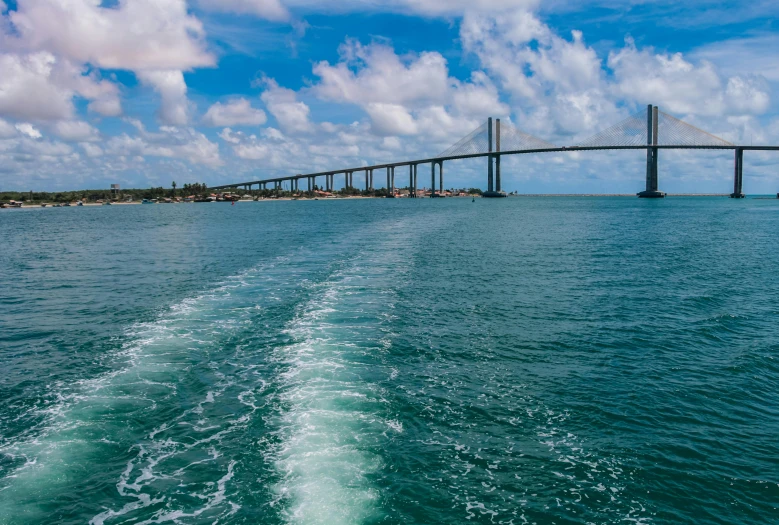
<box><xmin>137</xmin><ymin>70</ymin><xmax>190</xmax><ymax>126</ymax></box>
<box><xmin>15</xmin><ymin>122</ymin><xmax>42</xmax><ymax>139</ymax></box>
<box><xmin>259</xmin><ymin>78</ymin><xmax>312</xmax><ymax>134</ymax></box>
<box><xmin>7</xmin><ymin>0</ymin><xmax>214</xmax><ymax>71</ymax></box>
<box><xmin>51</xmin><ymin>120</ymin><xmax>100</xmax><ymax>142</ymax></box>
<box><xmin>203</xmin><ymin>99</ymin><xmax>267</xmax><ymax>127</ymax></box>
<box><xmin>0</xmin><ymin>52</ymin><xmax>120</xmax><ymax>120</ymax></box>
<box><xmin>609</xmin><ymin>39</ymin><xmax>771</xmax><ymax>117</ymax></box>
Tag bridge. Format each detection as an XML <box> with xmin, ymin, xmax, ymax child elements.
<box><xmin>212</xmin><ymin>105</ymin><xmax>779</xmax><ymax>198</ymax></box>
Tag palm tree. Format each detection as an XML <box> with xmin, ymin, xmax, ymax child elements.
<box><xmin>172</xmin><ymin>181</ymin><xmax>177</xmax><ymax>197</ymax></box>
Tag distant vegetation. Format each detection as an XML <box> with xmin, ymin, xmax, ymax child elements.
<box><xmin>1</xmin><ymin>183</ymin><xmax>485</xmax><ymax>203</ymax></box>
<box><xmin>0</xmin><ymin>183</ymin><xmax>211</xmax><ymax>204</ymax></box>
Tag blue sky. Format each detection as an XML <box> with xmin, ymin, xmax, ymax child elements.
<box><xmin>1</xmin><ymin>0</ymin><xmax>778</xmax><ymax>193</ymax></box>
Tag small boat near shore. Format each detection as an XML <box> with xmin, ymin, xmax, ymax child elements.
<box><xmin>142</xmin><ymin>199</ymin><xmax>155</xmax><ymax>204</ymax></box>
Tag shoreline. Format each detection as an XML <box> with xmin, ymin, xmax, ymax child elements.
<box><xmin>5</xmin><ymin>193</ymin><xmax>775</xmax><ymax>208</ymax></box>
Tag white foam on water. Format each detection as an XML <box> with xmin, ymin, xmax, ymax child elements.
<box><xmin>0</xmin><ymin>257</ymin><xmax>296</xmax><ymax>521</ymax></box>
<box><xmin>267</xmin><ymin>241</ymin><xmax>408</xmax><ymax>524</ymax></box>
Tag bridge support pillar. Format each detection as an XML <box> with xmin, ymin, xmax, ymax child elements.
<box><xmin>730</xmin><ymin>148</ymin><xmax>745</xmax><ymax>198</ymax></box>
<box><xmin>495</xmin><ymin>155</ymin><xmax>501</xmax><ymax>193</ymax></box>
<box><xmin>638</xmin><ymin>105</ymin><xmax>666</xmax><ymax>198</ymax></box>
<box><xmin>487</xmin><ymin>117</ymin><xmax>493</xmax><ymax>192</ymax></box>
<box><xmin>391</xmin><ymin>167</ymin><xmax>395</xmax><ymax>197</ymax></box>
<box><xmin>429</xmin><ymin>161</ymin><xmax>444</xmax><ymax>197</ymax></box>
<box><xmin>413</xmin><ymin>164</ymin><xmax>418</xmax><ymax>198</ymax></box>
<box><xmin>369</xmin><ymin>169</ymin><xmax>373</xmax><ymax>191</ymax></box>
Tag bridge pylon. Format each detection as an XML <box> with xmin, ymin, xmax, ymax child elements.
<box><xmin>730</xmin><ymin>148</ymin><xmax>745</xmax><ymax>198</ymax></box>
<box><xmin>483</xmin><ymin>117</ymin><xmax>507</xmax><ymax>198</ymax></box>
<box><xmin>638</xmin><ymin>105</ymin><xmax>666</xmax><ymax>198</ymax></box>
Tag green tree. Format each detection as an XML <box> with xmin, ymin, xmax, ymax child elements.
<box><xmin>171</xmin><ymin>181</ymin><xmax>177</xmax><ymax>197</ymax></box>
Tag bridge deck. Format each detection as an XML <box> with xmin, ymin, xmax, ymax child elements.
<box><xmin>211</xmin><ymin>145</ymin><xmax>779</xmax><ymax>190</ymax></box>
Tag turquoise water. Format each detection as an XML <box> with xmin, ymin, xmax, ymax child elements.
<box><xmin>1</xmin><ymin>198</ymin><xmax>778</xmax><ymax>524</ymax></box>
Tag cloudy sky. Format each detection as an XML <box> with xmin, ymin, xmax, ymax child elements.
<box><xmin>1</xmin><ymin>0</ymin><xmax>778</xmax><ymax>193</ymax></box>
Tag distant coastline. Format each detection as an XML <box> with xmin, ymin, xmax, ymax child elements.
<box><xmin>4</xmin><ymin>188</ymin><xmax>774</xmax><ymax>208</ymax></box>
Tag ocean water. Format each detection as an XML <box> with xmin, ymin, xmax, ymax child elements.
<box><xmin>1</xmin><ymin>197</ymin><xmax>778</xmax><ymax>525</ymax></box>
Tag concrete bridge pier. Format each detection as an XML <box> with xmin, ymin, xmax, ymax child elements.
<box><xmin>413</xmin><ymin>164</ymin><xmax>418</xmax><ymax>197</ymax></box>
<box><xmin>386</xmin><ymin>167</ymin><xmax>395</xmax><ymax>198</ymax></box>
<box><xmin>369</xmin><ymin>169</ymin><xmax>374</xmax><ymax>190</ymax></box>
<box><xmin>430</xmin><ymin>161</ymin><xmax>444</xmax><ymax>197</ymax></box>
<box><xmin>730</xmin><ymin>148</ymin><xmax>745</xmax><ymax>198</ymax></box>
<box><xmin>638</xmin><ymin>105</ymin><xmax>666</xmax><ymax>198</ymax></box>
<box><xmin>409</xmin><ymin>165</ymin><xmax>414</xmax><ymax>198</ymax></box>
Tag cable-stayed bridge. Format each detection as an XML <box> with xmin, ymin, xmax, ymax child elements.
<box><xmin>212</xmin><ymin>105</ymin><xmax>779</xmax><ymax>198</ymax></box>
